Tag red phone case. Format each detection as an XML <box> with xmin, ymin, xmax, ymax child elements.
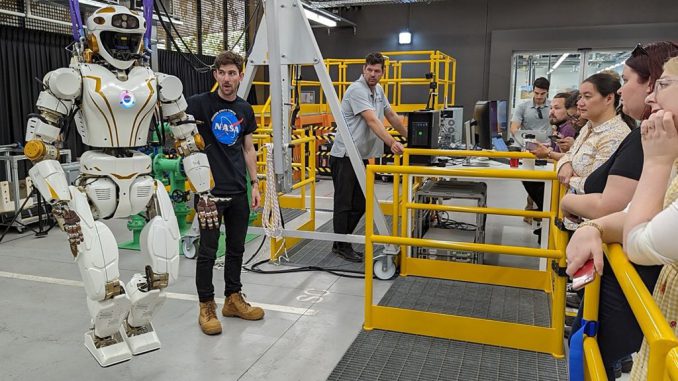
<box><xmin>572</xmin><ymin>259</ymin><xmax>595</xmax><ymax>290</ymax></box>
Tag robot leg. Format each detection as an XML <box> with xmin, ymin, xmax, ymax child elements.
<box><xmin>122</xmin><ymin>180</ymin><xmax>180</xmax><ymax>355</ymax></box>
<box><xmin>69</xmin><ymin>186</ymin><xmax>132</xmax><ymax>367</ymax></box>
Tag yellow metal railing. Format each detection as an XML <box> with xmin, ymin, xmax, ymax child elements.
<box><xmin>249</xmin><ymin>50</ymin><xmax>456</xmax><ymax>120</ymax></box>
<box><xmin>364</xmin><ymin>149</ymin><xmax>568</xmax><ymax>358</ymax></box>
<box><xmin>666</xmin><ymin>347</ymin><xmax>678</xmax><ymax>380</ymax></box>
<box><xmin>579</xmin><ymin>244</ymin><xmax>678</xmax><ymax>380</ymax></box>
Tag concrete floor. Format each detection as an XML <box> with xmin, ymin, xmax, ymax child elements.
<box><xmin>0</xmin><ymin>177</ymin><xmax>610</xmax><ymax>381</ymax></box>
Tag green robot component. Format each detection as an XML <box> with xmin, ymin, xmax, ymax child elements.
<box><xmin>119</xmin><ymin>123</ymin><xmax>259</xmax><ymax>258</ymax></box>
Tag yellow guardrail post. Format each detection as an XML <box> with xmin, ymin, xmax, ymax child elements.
<box><xmin>580</xmin><ymin>274</ymin><xmax>607</xmax><ymax>380</ymax></box>
<box><xmin>666</xmin><ymin>347</ymin><xmax>678</xmax><ymax>380</ymax></box>
<box><xmin>364</xmin><ymin>165</ymin><xmax>376</xmax><ymax>330</ymax></box>
<box><xmin>392</xmin><ymin>154</ymin><xmax>401</xmax><ymax>261</ymax></box>
<box><xmin>400</xmin><ymin>151</ymin><xmax>411</xmax><ymax>276</ymax></box>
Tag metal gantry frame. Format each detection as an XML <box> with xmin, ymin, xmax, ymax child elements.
<box><xmin>238</xmin><ymin>0</ymin><xmax>393</xmax><ymax>250</ymax></box>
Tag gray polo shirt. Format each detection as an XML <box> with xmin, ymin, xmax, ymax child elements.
<box><xmin>330</xmin><ymin>75</ymin><xmax>391</xmax><ymax>159</ymax></box>
<box><xmin>511</xmin><ymin>99</ymin><xmax>551</xmax><ymax>134</ymax></box>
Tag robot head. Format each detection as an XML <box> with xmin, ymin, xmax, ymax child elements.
<box><xmin>85</xmin><ymin>6</ymin><xmax>145</xmax><ymax>70</ymax></box>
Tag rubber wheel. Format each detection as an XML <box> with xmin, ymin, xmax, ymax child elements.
<box><xmin>182</xmin><ymin>237</ymin><xmax>198</xmax><ymax>259</ymax></box>
<box><xmin>373</xmin><ymin>256</ymin><xmax>397</xmax><ymax>280</ymax></box>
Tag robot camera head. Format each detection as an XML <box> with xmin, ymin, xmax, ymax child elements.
<box><xmin>86</xmin><ymin>6</ymin><xmax>146</xmax><ymax>70</ymax></box>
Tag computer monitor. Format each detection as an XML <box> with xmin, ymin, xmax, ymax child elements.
<box><xmin>491</xmin><ymin>136</ymin><xmax>508</xmax><ymax>152</ymax></box>
<box><xmin>473</xmin><ymin>101</ymin><xmax>492</xmax><ymax>149</ymax></box>
<box><xmin>497</xmin><ymin>100</ymin><xmax>508</xmax><ymax>132</ymax></box>
<box><xmin>489</xmin><ymin>101</ymin><xmax>498</xmax><ymax>134</ymax></box>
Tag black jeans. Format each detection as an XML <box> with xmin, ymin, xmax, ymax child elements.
<box><xmin>195</xmin><ymin>192</ymin><xmax>250</xmax><ymax>302</ymax></box>
<box><xmin>330</xmin><ymin>156</ymin><xmax>368</xmax><ymax>249</ymax></box>
<box><xmin>570</xmin><ymin>257</ymin><xmax>662</xmax><ymax>380</ymax></box>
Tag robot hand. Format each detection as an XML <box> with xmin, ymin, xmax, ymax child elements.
<box><xmin>196</xmin><ymin>194</ymin><xmax>219</xmax><ymax>230</ymax></box>
<box><xmin>52</xmin><ymin>203</ymin><xmax>84</xmax><ymax>257</ymax></box>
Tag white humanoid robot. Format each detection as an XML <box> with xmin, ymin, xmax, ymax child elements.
<box><xmin>24</xmin><ymin>5</ymin><xmax>218</xmax><ymax>366</ymax></box>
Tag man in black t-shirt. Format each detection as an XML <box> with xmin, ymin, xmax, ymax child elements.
<box><xmin>186</xmin><ymin>51</ymin><xmax>264</xmax><ymax>336</ymax></box>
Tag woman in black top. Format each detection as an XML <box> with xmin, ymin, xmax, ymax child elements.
<box><xmin>564</xmin><ymin>41</ymin><xmax>678</xmax><ymax>380</ymax></box>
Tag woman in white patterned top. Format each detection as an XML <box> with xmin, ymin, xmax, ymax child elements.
<box><xmin>556</xmin><ymin>73</ymin><xmax>634</xmax><ymax>195</ymax></box>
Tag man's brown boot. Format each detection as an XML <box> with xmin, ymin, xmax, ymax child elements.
<box><xmin>199</xmin><ymin>300</ymin><xmax>222</xmax><ymax>335</ymax></box>
<box><xmin>222</xmin><ymin>292</ymin><xmax>264</xmax><ymax>320</ymax></box>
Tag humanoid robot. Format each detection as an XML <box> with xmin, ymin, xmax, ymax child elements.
<box><xmin>24</xmin><ymin>5</ymin><xmax>218</xmax><ymax>366</ymax></box>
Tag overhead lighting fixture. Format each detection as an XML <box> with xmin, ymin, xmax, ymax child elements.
<box><xmin>398</xmin><ymin>30</ymin><xmax>412</xmax><ymax>45</ymax></box>
<box><xmin>304</xmin><ymin>8</ymin><xmax>337</xmax><ymax>27</ymax></box>
<box><xmin>598</xmin><ymin>61</ymin><xmax>624</xmax><ymax>73</ymax></box>
<box><xmin>547</xmin><ymin>53</ymin><xmax>569</xmax><ymax>74</ymax></box>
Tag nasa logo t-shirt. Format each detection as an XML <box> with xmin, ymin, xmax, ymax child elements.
<box><xmin>187</xmin><ymin>92</ymin><xmax>257</xmax><ymax>196</ymax></box>
<box><xmin>212</xmin><ymin>109</ymin><xmax>244</xmax><ymax>146</ymax></box>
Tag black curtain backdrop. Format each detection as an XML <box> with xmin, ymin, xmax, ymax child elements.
<box><xmin>0</xmin><ymin>26</ymin><xmax>72</xmax><ymax>152</ymax></box>
<box><xmin>0</xmin><ymin>26</ymin><xmax>234</xmax><ymax>157</ymax></box>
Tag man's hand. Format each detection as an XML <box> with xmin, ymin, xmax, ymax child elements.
<box><xmin>558</xmin><ymin>162</ymin><xmax>574</xmax><ymax>186</ymax></box>
<box><xmin>556</xmin><ymin>136</ymin><xmax>574</xmax><ymax>153</ymax></box>
<box><xmin>566</xmin><ymin>225</ymin><xmax>605</xmax><ymax>277</ymax></box>
<box><xmin>530</xmin><ymin>143</ymin><xmax>551</xmax><ymax>159</ymax></box>
<box><xmin>52</xmin><ymin>205</ymin><xmax>83</xmax><ymax>257</ymax></box>
<box><xmin>390</xmin><ymin>141</ymin><xmax>405</xmax><ymax>155</ymax></box>
<box><xmin>251</xmin><ymin>185</ymin><xmax>261</xmax><ymax>210</ymax></box>
<box><xmin>197</xmin><ymin>195</ymin><xmax>219</xmax><ymax>230</ymax></box>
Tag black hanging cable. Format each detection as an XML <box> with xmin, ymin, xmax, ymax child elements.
<box><xmin>154</xmin><ymin>0</ymin><xmax>211</xmax><ymax>69</ymax></box>
<box><xmin>231</xmin><ymin>0</ymin><xmax>262</xmax><ymax>54</ymax></box>
<box><xmin>153</xmin><ymin>0</ymin><xmax>211</xmax><ymax>73</ymax></box>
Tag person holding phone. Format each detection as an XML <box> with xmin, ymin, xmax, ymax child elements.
<box><xmin>530</xmin><ymin>91</ymin><xmax>580</xmax><ymax>161</ymax></box>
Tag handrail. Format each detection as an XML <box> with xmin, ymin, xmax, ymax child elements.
<box><xmin>404</xmin><ymin>148</ymin><xmax>536</xmax><ymax>159</ymax></box>
<box><xmin>578</xmin><ymin>243</ymin><xmax>678</xmax><ymax>380</ymax></box>
<box><xmin>606</xmin><ymin>244</ymin><xmax>678</xmax><ymax>380</ymax></box>
<box><xmin>364</xmin><ymin>159</ymin><xmax>566</xmax><ymax>358</ymax></box>
<box><xmin>666</xmin><ymin>347</ymin><xmax>678</xmax><ymax>380</ymax></box>
<box><xmin>247</xmin><ymin>50</ymin><xmax>456</xmax><ymax>117</ymax></box>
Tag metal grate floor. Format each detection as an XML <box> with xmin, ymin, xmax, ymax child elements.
<box><xmin>281</xmin><ymin>208</ymin><xmax>307</xmax><ymax>224</ymax></box>
<box><xmin>327</xmin><ymin>276</ymin><xmax>568</xmax><ymax>381</ymax></box>
<box><xmin>279</xmin><ymin>216</ymin><xmax>392</xmax><ymax>272</ymax></box>
<box><xmin>327</xmin><ymin>330</ymin><xmax>568</xmax><ymax>381</ymax></box>
<box><xmin>378</xmin><ymin>276</ymin><xmax>550</xmax><ymax>327</ymax></box>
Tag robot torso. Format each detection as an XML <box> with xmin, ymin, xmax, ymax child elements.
<box><xmin>78</xmin><ymin>64</ymin><xmax>157</xmax><ymax>148</ymax></box>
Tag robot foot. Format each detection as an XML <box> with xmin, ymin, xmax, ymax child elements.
<box><xmin>120</xmin><ymin>319</ymin><xmax>161</xmax><ymax>355</ymax></box>
<box><xmin>84</xmin><ymin>329</ymin><xmax>132</xmax><ymax>367</ymax></box>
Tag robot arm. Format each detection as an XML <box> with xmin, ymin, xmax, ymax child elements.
<box><xmin>156</xmin><ymin>73</ymin><xmax>217</xmax><ymax>229</ymax></box>
<box><xmin>25</xmin><ymin>67</ymin><xmax>84</xmax><ymax>252</ymax></box>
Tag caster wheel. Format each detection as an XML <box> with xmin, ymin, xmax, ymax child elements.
<box><xmin>373</xmin><ymin>256</ymin><xmax>397</xmax><ymax>280</ymax></box>
<box><xmin>182</xmin><ymin>237</ymin><xmax>198</xmax><ymax>259</ymax></box>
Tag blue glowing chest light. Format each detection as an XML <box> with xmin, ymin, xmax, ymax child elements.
<box><xmin>119</xmin><ymin>90</ymin><xmax>136</xmax><ymax>109</ymax></box>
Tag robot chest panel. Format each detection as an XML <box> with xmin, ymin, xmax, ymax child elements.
<box><xmin>80</xmin><ymin>65</ymin><xmax>157</xmax><ymax>147</ymax></box>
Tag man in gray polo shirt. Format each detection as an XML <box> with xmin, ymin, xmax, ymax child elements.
<box><xmin>510</xmin><ymin>77</ymin><xmax>551</xmax><ymax>144</ymax></box>
<box><xmin>329</xmin><ymin>52</ymin><xmax>407</xmax><ymax>262</ymax></box>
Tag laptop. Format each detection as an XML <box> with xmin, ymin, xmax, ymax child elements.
<box><xmin>491</xmin><ymin>136</ymin><xmax>511</xmax><ymax>164</ymax></box>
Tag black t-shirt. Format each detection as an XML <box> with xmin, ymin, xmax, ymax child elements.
<box><xmin>186</xmin><ymin>92</ymin><xmax>257</xmax><ymax>196</ymax></box>
<box><xmin>584</xmin><ymin>127</ymin><xmax>643</xmax><ymax>194</ymax></box>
